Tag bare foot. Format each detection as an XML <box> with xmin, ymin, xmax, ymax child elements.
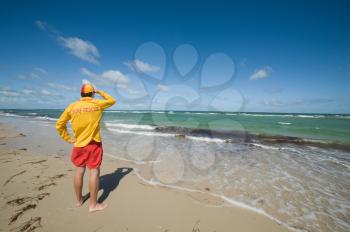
<box><xmin>89</xmin><ymin>203</ymin><xmax>108</xmax><ymax>212</ymax></box>
<box><xmin>76</xmin><ymin>199</ymin><xmax>83</xmax><ymax>207</ymax></box>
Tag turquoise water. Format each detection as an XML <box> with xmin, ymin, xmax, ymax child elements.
<box><xmin>1</xmin><ymin>109</ymin><xmax>349</xmax><ymax>145</ymax></box>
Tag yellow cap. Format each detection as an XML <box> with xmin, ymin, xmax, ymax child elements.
<box><xmin>81</xmin><ymin>84</ymin><xmax>95</xmax><ymax>94</ymax></box>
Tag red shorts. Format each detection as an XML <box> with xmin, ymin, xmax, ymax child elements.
<box><xmin>71</xmin><ymin>141</ymin><xmax>103</xmax><ymax>169</ymax></box>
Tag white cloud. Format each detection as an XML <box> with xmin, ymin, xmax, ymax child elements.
<box><xmin>36</xmin><ymin>21</ymin><xmax>47</xmax><ymax>30</ymax></box>
<box><xmin>157</xmin><ymin>84</ymin><xmax>169</xmax><ymax>92</ymax></box>
<box><xmin>59</xmin><ymin>37</ymin><xmax>100</xmax><ymax>64</ymax></box>
<box><xmin>36</xmin><ymin>21</ymin><xmax>100</xmax><ymax>65</ymax></box>
<box><xmin>17</xmin><ymin>73</ymin><xmax>40</xmax><ymax>80</ymax></box>
<box><xmin>17</xmin><ymin>75</ymin><xmax>29</xmax><ymax>80</ymax></box>
<box><xmin>35</xmin><ymin>20</ymin><xmax>48</xmax><ymax>31</ymax></box>
<box><xmin>81</xmin><ymin>68</ymin><xmax>129</xmax><ymax>88</ymax></box>
<box><xmin>0</xmin><ymin>85</ymin><xmax>65</xmax><ymax>107</ymax></box>
<box><xmin>16</xmin><ymin>67</ymin><xmax>47</xmax><ymax>80</ymax></box>
<box><xmin>101</xmin><ymin>70</ymin><xmax>128</xmax><ymax>85</ymax></box>
<box><xmin>21</xmin><ymin>89</ymin><xmax>35</xmax><ymax>95</ymax></box>
<box><xmin>34</xmin><ymin>67</ymin><xmax>47</xmax><ymax>75</ymax></box>
<box><xmin>47</xmin><ymin>82</ymin><xmax>77</xmax><ymax>91</ymax></box>
<box><xmin>124</xmin><ymin>59</ymin><xmax>160</xmax><ymax>73</ymax></box>
<box><xmin>41</xmin><ymin>89</ymin><xmax>52</xmax><ymax>95</ymax></box>
<box><xmin>30</xmin><ymin>73</ymin><xmax>40</xmax><ymax>79</ymax></box>
<box><xmin>0</xmin><ymin>87</ymin><xmax>37</xmax><ymax>97</ymax></box>
<box><xmin>0</xmin><ymin>90</ymin><xmax>21</xmax><ymax>97</ymax></box>
<box><xmin>80</xmin><ymin>67</ymin><xmax>97</xmax><ymax>78</ymax></box>
<box><xmin>249</xmin><ymin>66</ymin><xmax>273</xmax><ymax>80</ymax></box>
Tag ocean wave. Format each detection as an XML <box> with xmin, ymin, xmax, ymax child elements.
<box><xmin>105</xmin><ymin>122</ymin><xmax>155</xmax><ymax>130</ymax></box>
<box><xmin>104</xmin><ymin>111</ymin><xmax>350</xmax><ymax>119</ymax></box>
<box><xmin>296</xmin><ymin>114</ymin><xmax>325</xmax><ymax>118</ymax></box>
<box><xmin>319</xmin><ymin>156</ymin><xmax>350</xmax><ymax>170</ymax></box>
<box><xmin>104</xmin><ymin>153</ymin><xmax>160</xmax><ymax>165</ymax></box>
<box><xmin>107</xmin><ymin>128</ymin><xmax>174</xmax><ymax>137</ymax></box>
<box><xmin>106</xmin><ymin>110</ymin><xmax>173</xmax><ymax>114</ymax></box>
<box><xmin>334</xmin><ymin>115</ymin><xmax>350</xmax><ymax>119</ymax></box>
<box><xmin>278</xmin><ymin>122</ymin><xmax>292</xmax><ymax>125</ymax></box>
<box><xmin>106</xmin><ymin>127</ymin><xmax>231</xmax><ymax>143</ymax></box>
<box><xmin>34</xmin><ymin>116</ymin><xmax>57</xmax><ymax>121</ymax></box>
<box><xmin>250</xmin><ymin>143</ymin><xmax>280</xmax><ymax>150</ymax></box>
<box><xmin>186</xmin><ymin>135</ymin><xmax>226</xmax><ymax>143</ymax></box>
<box><xmin>192</xmin><ymin>112</ymin><xmax>209</xmax><ymax>115</ymax></box>
<box><xmin>0</xmin><ymin>112</ymin><xmax>28</xmax><ymax>118</ymax></box>
<box><xmin>241</xmin><ymin>113</ymin><xmax>329</xmax><ymax>118</ymax></box>
<box><xmin>0</xmin><ymin>111</ymin><xmax>58</xmax><ymax>121</ymax></box>
<box><xmin>106</xmin><ymin>110</ymin><xmax>130</xmax><ymax>113</ymax></box>
<box><xmin>241</xmin><ymin>113</ymin><xmax>294</xmax><ymax>117</ymax></box>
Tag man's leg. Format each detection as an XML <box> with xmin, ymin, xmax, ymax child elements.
<box><xmin>74</xmin><ymin>166</ymin><xmax>86</xmax><ymax>207</ymax></box>
<box><xmin>89</xmin><ymin>168</ymin><xmax>107</xmax><ymax>212</ymax></box>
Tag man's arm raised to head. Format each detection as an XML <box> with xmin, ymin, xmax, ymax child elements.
<box><xmin>55</xmin><ymin>104</ymin><xmax>74</xmax><ymax>144</ymax></box>
<box><xmin>95</xmin><ymin>90</ymin><xmax>116</xmax><ymax>109</ymax></box>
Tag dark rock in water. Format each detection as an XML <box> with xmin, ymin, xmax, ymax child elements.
<box><xmin>19</xmin><ymin>133</ymin><xmax>26</xmax><ymax>137</ymax></box>
<box><xmin>175</xmin><ymin>134</ymin><xmax>186</xmax><ymax>139</ymax></box>
<box><xmin>205</xmin><ymin>187</ymin><xmax>210</xmax><ymax>191</ymax></box>
<box><xmin>225</xmin><ymin>139</ymin><xmax>233</xmax><ymax>143</ymax></box>
<box><xmin>258</xmin><ymin>199</ymin><xmax>265</xmax><ymax>205</ymax></box>
<box><xmin>19</xmin><ymin>148</ymin><xmax>27</xmax><ymax>151</ymax></box>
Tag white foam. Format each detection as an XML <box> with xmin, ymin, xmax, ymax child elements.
<box><xmin>335</xmin><ymin>115</ymin><xmax>350</xmax><ymax>119</ymax></box>
<box><xmin>107</xmin><ymin>128</ymin><xmax>173</xmax><ymax>137</ymax></box>
<box><xmin>278</xmin><ymin>122</ymin><xmax>292</xmax><ymax>125</ymax></box>
<box><xmin>0</xmin><ymin>112</ymin><xmax>58</xmax><ymax>122</ymax></box>
<box><xmin>241</xmin><ymin>113</ymin><xmax>327</xmax><ymax>118</ymax></box>
<box><xmin>104</xmin><ymin>153</ymin><xmax>160</xmax><ymax>165</ymax></box>
<box><xmin>241</xmin><ymin>113</ymin><xmax>294</xmax><ymax>117</ymax></box>
<box><xmin>0</xmin><ymin>112</ymin><xmax>28</xmax><ymax>118</ymax></box>
<box><xmin>107</xmin><ymin>127</ymin><xmax>233</xmax><ymax>144</ymax></box>
<box><xmin>251</xmin><ymin>143</ymin><xmax>280</xmax><ymax>150</ymax></box>
<box><xmin>186</xmin><ymin>135</ymin><xmax>226</xmax><ymax>143</ymax></box>
<box><xmin>296</xmin><ymin>114</ymin><xmax>325</xmax><ymax>118</ymax></box>
<box><xmin>34</xmin><ymin>116</ymin><xmax>57</xmax><ymax>121</ymax></box>
<box><xmin>105</xmin><ymin>122</ymin><xmax>155</xmax><ymax>130</ymax></box>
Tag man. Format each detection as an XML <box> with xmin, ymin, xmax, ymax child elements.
<box><xmin>55</xmin><ymin>84</ymin><xmax>116</xmax><ymax>212</ymax></box>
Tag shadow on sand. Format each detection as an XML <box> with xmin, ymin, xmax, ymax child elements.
<box><xmin>83</xmin><ymin>167</ymin><xmax>133</xmax><ymax>203</ymax></box>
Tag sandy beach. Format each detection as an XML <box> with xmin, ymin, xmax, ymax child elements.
<box><xmin>0</xmin><ymin>119</ymin><xmax>291</xmax><ymax>232</ymax></box>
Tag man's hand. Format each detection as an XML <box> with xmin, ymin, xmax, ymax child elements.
<box><xmin>94</xmin><ymin>90</ymin><xmax>101</xmax><ymax>95</ymax></box>
<box><xmin>68</xmin><ymin>138</ymin><xmax>76</xmax><ymax>144</ymax></box>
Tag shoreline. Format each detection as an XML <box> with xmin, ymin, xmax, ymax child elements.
<box><xmin>0</xmin><ymin>120</ymin><xmax>291</xmax><ymax>232</ymax></box>
<box><xmin>1</xmin><ymin>111</ymin><xmax>350</xmax><ymax>152</ymax></box>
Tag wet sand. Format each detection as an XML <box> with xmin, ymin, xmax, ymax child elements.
<box><xmin>0</xmin><ymin>122</ymin><xmax>290</xmax><ymax>232</ymax></box>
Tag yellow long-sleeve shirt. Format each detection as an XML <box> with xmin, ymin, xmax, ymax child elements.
<box><xmin>55</xmin><ymin>91</ymin><xmax>116</xmax><ymax>147</ymax></box>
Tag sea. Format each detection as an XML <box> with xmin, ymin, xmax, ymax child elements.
<box><xmin>1</xmin><ymin>109</ymin><xmax>349</xmax><ymax>232</ymax></box>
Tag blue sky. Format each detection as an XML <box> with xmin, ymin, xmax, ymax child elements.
<box><xmin>0</xmin><ymin>0</ymin><xmax>349</xmax><ymax>113</ymax></box>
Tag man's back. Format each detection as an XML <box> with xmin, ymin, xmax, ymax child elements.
<box><xmin>56</xmin><ymin>90</ymin><xmax>116</xmax><ymax>147</ymax></box>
